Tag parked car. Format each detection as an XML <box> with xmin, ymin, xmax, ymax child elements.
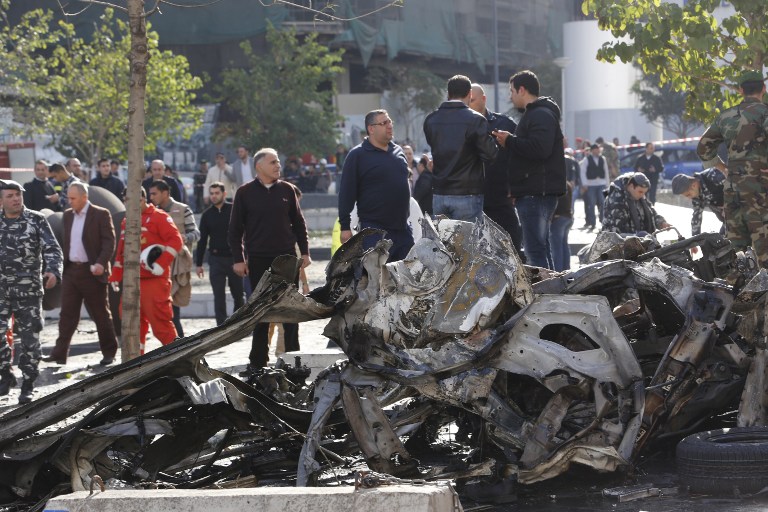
<box><xmin>619</xmin><ymin>144</ymin><xmax>703</xmax><ymax>181</ymax></box>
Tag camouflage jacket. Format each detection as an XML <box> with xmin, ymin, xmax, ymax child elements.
<box><xmin>0</xmin><ymin>207</ymin><xmax>63</xmax><ymax>298</ymax></box>
<box><xmin>601</xmin><ymin>142</ymin><xmax>620</xmax><ymax>176</ymax></box>
<box><xmin>691</xmin><ymin>168</ymin><xmax>726</xmax><ymax>236</ymax></box>
<box><xmin>601</xmin><ymin>176</ymin><xmax>666</xmax><ymax>235</ymax></box>
<box><xmin>58</xmin><ymin>175</ymin><xmax>81</xmax><ymax>210</ymax></box>
<box><xmin>697</xmin><ymin>97</ymin><xmax>768</xmax><ymax>173</ymax></box>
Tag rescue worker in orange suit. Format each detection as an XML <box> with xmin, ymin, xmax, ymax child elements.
<box><xmin>110</xmin><ymin>187</ymin><xmax>183</xmax><ymax>354</ymax></box>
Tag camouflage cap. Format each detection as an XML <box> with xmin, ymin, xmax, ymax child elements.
<box><xmin>0</xmin><ymin>179</ymin><xmax>26</xmax><ymax>192</ymax></box>
<box><xmin>628</xmin><ymin>172</ymin><xmax>651</xmax><ymax>189</ymax></box>
<box><xmin>671</xmin><ymin>174</ymin><xmax>696</xmax><ymax>195</ymax></box>
<box><xmin>738</xmin><ymin>70</ymin><xmax>764</xmax><ymax>85</ymax></box>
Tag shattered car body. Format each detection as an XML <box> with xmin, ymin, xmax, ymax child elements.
<box><xmin>0</xmin><ymin>215</ymin><xmax>766</xmax><ymax>507</ymax></box>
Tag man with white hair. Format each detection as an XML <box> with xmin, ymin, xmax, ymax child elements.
<box><xmin>141</xmin><ymin>159</ymin><xmax>181</xmax><ymax>202</ymax></box>
<box><xmin>229</xmin><ymin>148</ymin><xmax>311</xmax><ymax>372</ymax></box>
<box><xmin>44</xmin><ymin>182</ymin><xmax>118</xmax><ymax>366</ymax></box>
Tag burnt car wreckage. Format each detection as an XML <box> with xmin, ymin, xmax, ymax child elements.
<box><xmin>1</xmin><ymin>216</ymin><xmax>768</xmax><ymax>509</ymax></box>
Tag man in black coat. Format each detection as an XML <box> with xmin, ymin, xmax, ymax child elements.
<box><xmin>423</xmin><ymin>74</ymin><xmax>498</xmax><ymax>221</ymax></box>
<box><xmin>469</xmin><ymin>83</ymin><xmax>523</xmax><ymax>255</ymax></box>
<box><xmin>141</xmin><ymin>159</ymin><xmax>181</xmax><ymax>202</ymax></box>
<box><xmin>634</xmin><ymin>142</ymin><xmax>664</xmax><ymax>204</ymax></box>
<box><xmin>89</xmin><ymin>158</ymin><xmax>125</xmax><ymax>199</ymax></box>
<box><xmin>23</xmin><ymin>160</ymin><xmax>61</xmax><ymax>212</ymax></box>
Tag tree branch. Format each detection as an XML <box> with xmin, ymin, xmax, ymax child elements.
<box><xmin>258</xmin><ymin>0</ymin><xmax>403</xmax><ymax>22</ymax></box>
<box><xmin>157</xmin><ymin>0</ymin><xmax>228</xmax><ymax>8</ymax></box>
<box><xmin>57</xmin><ymin>0</ymin><xmax>128</xmax><ymax>15</ymax></box>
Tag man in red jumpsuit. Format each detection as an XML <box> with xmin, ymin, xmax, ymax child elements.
<box><xmin>110</xmin><ymin>188</ymin><xmax>183</xmax><ymax>355</ymax></box>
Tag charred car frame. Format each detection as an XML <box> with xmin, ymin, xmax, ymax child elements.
<box><xmin>1</xmin><ymin>216</ymin><xmax>767</xmax><ymax>509</ymax></box>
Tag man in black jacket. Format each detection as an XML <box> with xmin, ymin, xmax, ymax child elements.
<box><xmin>494</xmin><ymin>70</ymin><xmax>566</xmax><ymax>269</ymax></box>
<box><xmin>423</xmin><ymin>74</ymin><xmax>498</xmax><ymax>221</ymax></box>
<box><xmin>228</xmin><ymin>148</ymin><xmax>311</xmax><ymax>372</ymax></box>
<box><xmin>23</xmin><ymin>160</ymin><xmax>60</xmax><ymax>212</ymax></box>
<box><xmin>469</xmin><ymin>83</ymin><xmax>523</xmax><ymax>255</ymax></box>
<box><xmin>634</xmin><ymin>142</ymin><xmax>664</xmax><ymax>204</ymax></box>
<box><xmin>89</xmin><ymin>158</ymin><xmax>125</xmax><ymax>199</ymax></box>
<box><xmin>141</xmin><ymin>160</ymin><xmax>182</xmax><ymax>202</ymax></box>
<box><xmin>196</xmin><ymin>182</ymin><xmax>244</xmax><ymax>325</ymax></box>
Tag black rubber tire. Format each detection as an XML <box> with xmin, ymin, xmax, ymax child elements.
<box><xmin>676</xmin><ymin>427</ymin><xmax>768</xmax><ymax>495</ymax></box>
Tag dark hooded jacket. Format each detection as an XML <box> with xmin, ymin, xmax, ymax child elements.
<box><xmin>504</xmin><ymin>97</ymin><xmax>566</xmax><ymax>198</ymax></box>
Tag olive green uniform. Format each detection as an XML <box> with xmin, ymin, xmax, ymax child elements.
<box><xmin>697</xmin><ymin>96</ymin><xmax>768</xmax><ymax>267</ymax></box>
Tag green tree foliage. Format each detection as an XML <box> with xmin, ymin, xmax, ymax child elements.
<box><xmin>215</xmin><ymin>24</ymin><xmax>344</xmax><ymax>157</ymax></box>
<box><xmin>630</xmin><ymin>68</ymin><xmax>698</xmax><ymax>138</ymax></box>
<box><xmin>365</xmin><ymin>64</ymin><xmax>444</xmax><ymax>143</ymax></box>
<box><xmin>0</xmin><ymin>1</ymin><xmax>60</xmax><ymax>135</ymax></box>
<box><xmin>1</xmin><ymin>5</ymin><xmax>203</xmax><ymax>166</ymax></box>
<box><xmin>583</xmin><ymin>0</ymin><xmax>768</xmax><ymax>123</ymax></box>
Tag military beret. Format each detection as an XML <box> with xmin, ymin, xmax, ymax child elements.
<box><xmin>738</xmin><ymin>70</ymin><xmax>764</xmax><ymax>85</ymax></box>
<box><xmin>671</xmin><ymin>174</ymin><xmax>696</xmax><ymax>195</ymax></box>
<box><xmin>0</xmin><ymin>179</ymin><xmax>26</xmax><ymax>192</ymax></box>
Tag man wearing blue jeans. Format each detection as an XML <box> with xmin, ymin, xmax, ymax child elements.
<box><xmin>493</xmin><ymin>70</ymin><xmax>566</xmax><ymax>269</ymax></box>
<box><xmin>423</xmin><ymin>74</ymin><xmax>498</xmax><ymax>222</ymax></box>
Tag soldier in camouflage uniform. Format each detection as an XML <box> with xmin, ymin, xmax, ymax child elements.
<box><xmin>600</xmin><ymin>172</ymin><xmax>671</xmax><ymax>235</ymax></box>
<box><xmin>671</xmin><ymin>169</ymin><xmax>726</xmax><ymax>235</ymax></box>
<box><xmin>0</xmin><ymin>180</ymin><xmax>63</xmax><ymax>404</ymax></box>
<box><xmin>596</xmin><ymin>137</ymin><xmax>620</xmax><ymax>179</ymax></box>
<box><xmin>697</xmin><ymin>70</ymin><xmax>768</xmax><ymax>267</ymax></box>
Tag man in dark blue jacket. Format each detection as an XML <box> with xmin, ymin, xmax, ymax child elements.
<box><xmin>494</xmin><ymin>70</ymin><xmax>566</xmax><ymax>269</ymax></box>
<box><xmin>338</xmin><ymin>109</ymin><xmax>413</xmax><ymax>261</ymax></box>
<box><xmin>469</xmin><ymin>83</ymin><xmax>523</xmax><ymax>255</ymax></box>
<box><xmin>423</xmin><ymin>75</ymin><xmax>498</xmax><ymax>221</ymax></box>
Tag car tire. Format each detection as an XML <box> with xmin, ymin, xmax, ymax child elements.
<box><xmin>676</xmin><ymin>427</ymin><xmax>768</xmax><ymax>495</ymax></box>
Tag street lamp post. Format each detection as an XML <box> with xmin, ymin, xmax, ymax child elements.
<box><xmin>553</xmin><ymin>56</ymin><xmax>571</xmax><ymax>138</ymax></box>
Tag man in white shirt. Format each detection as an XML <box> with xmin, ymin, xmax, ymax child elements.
<box><xmin>231</xmin><ymin>145</ymin><xmax>254</xmax><ymax>188</ymax></box>
<box><xmin>579</xmin><ymin>144</ymin><xmax>610</xmax><ymax>230</ymax></box>
<box><xmin>44</xmin><ymin>182</ymin><xmax>118</xmax><ymax>365</ymax></box>
<box><xmin>203</xmin><ymin>152</ymin><xmax>237</xmax><ymax>204</ymax></box>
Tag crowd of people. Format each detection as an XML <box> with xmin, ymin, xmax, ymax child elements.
<box><xmin>1</xmin><ymin>69</ymin><xmax>765</xmax><ymax>403</ymax></box>
<box><xmin>338</xmin><ymin>68</ymin><xmax>766</xmax><ymax>280</ymax></box>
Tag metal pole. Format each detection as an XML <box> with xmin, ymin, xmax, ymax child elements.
<box><xmin>493</xmin><ymin>0</ymin><xmax>499</xmax><ymax>112</ymax></box>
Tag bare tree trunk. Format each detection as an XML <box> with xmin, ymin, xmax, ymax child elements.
<box><xmin>122</xmin><ymin>0</ymin><xmax>148</xmax><ymax>361</ymax></box>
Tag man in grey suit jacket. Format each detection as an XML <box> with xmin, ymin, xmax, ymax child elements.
<box><xmin>231</xmin><ymin>145</ymin><xmax>254</xmax><ymax>188</ymax></box>
<box><xmin>43</xmin><ymin>182</ymin><xmax>118</xmax><ymax>365</ymax></box>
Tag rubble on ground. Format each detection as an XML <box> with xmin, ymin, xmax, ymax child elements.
<box><xmin>1</xmin><ymin>216</ymin><xmax>767</xmax><ymax>509</ymax></box>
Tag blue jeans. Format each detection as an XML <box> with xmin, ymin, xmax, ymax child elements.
<box><xmin>432</xmin><ymin>194</ymin><xmax>484</xmax><ymax>222</ymax></box>
<box><xmin>360</xmin><ymin>221</ymin><xmax>414</xmax><ymax>262</ymax></box>
<box><xmin>583</xmin><ymin>185</ymin><xmax>604</xmax><ymax>227</ymax></box>
<box><xmin>516</xmin><ymin>195</ymin><xmax>558</xmax><ymax>269</ymax></box>
<box><xmin>549</xmin><ymin>215</ymin><xmax>574</xmax><ymax>272</ymax></box>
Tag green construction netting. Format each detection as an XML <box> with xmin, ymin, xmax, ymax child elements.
<box><xmin>334</xmin><ymin>0</ymin><xmax>492</xmax><ymax>69</ymax></box>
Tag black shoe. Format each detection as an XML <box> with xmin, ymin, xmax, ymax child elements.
<box><xmin>18</xmin><ymin>380</ymin><xmax>33</xmax><ymax>404</ymax></box>
<box><xmin>42</xmin><ymin>355</ymin><xmax>66</xmax><ymax>364</ymax></box>
<box><xmin>238</xmin><ymin>364</ymin><xmax>258</xmax><ymax>377</ymax></box>
<box><xmin>0</xmin><ymin>374</ymin><xmax>17</xmax><ymax>396</ymax></box>
<box><xmin>99</xmin><ymin>357</ymin><xmax>114</xmax><ymax>366</ymax></box>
